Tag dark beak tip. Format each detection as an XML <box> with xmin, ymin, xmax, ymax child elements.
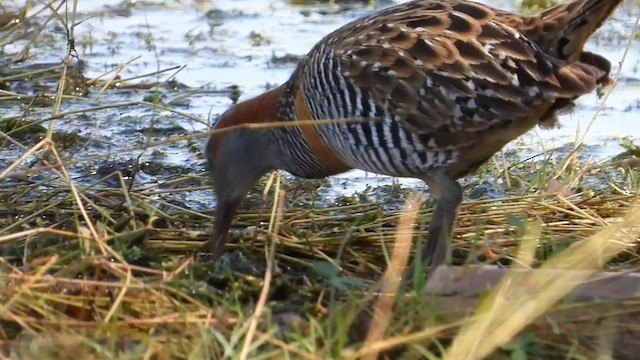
<box><xmin>206</xmin><ymin>201</ymin><xmax>238</xmax><ymax>262</ymax></box>
<box><xmin>208</xmin><ymin>233</ymin><xmax>227</xmax><ymax>261</ymax></box>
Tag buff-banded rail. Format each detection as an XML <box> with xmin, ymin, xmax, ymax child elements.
<box><xmin>205</xmin><ymin>0</ymin><xmax>623</xmax><ymax>275</ymax></box>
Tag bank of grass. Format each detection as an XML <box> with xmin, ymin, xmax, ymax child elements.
<box><xmin>2</xmin><ymin>0</ymin><xmax>640</xmax><ymax>359</ymax></box>
<box><xmin>2</xmin><ymin>180</ymin><xmax>640</xmax><ymax>359</ymax></box>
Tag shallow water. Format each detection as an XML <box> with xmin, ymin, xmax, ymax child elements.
<box><xmin>1</xmin><ymin>0</ymin><xmax>639</xmax><ymax>201</ymax></box>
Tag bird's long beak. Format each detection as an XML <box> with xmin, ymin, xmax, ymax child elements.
<box><xmin>207</xmin><ymin>200</ymin><xmax>240</xmax><ymax>261</ymax></box>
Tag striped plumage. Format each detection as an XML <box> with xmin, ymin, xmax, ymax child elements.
<box><xmin>205</xmin><ymin>0</ymin><xmax>623</xmax><ymax>271</ymax></box>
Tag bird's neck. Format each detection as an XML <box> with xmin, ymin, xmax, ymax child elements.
<box><xmin>209</xmin><ymin>83</ymin><xmax>352</xmax><ymax>179</ymax></box>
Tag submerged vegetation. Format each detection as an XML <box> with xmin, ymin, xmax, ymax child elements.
<box><xmin>1</xmin><ymin>0</ymin><xmax>640</xmax><ymax>359</ymax></box>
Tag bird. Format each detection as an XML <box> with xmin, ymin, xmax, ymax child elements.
<box><xmin>204</xmin><ymin>0</ymin><xmax>622</xmax><ymax>273</ymax></box>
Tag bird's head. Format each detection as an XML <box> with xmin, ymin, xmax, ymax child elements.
<box><xmin>205</xmin><ymin>87</ymin><xmax>282</xmax><ymax>259</ymax></box>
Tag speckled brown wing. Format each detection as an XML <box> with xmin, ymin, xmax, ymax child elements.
<box><xmin>323</xmin><ymin>0</ymin><xmax>606</xmax><ymax>149</ymax></box>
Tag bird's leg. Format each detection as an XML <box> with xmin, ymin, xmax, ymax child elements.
<box><xmin>409</xmin><ymin>170</ymin><xmax>462</xmax><ymax>280</ymax></box>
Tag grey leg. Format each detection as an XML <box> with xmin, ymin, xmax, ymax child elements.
<box><xmin>411</xmin><ymin>169</ymin><xmax>462</xmax><ymax>276</ymax></box>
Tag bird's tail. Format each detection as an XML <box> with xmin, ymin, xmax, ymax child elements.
<box><xmin>535</xmin><ymin>0</ymin><xmax>624</xmax><ymax>60</ymax></box>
